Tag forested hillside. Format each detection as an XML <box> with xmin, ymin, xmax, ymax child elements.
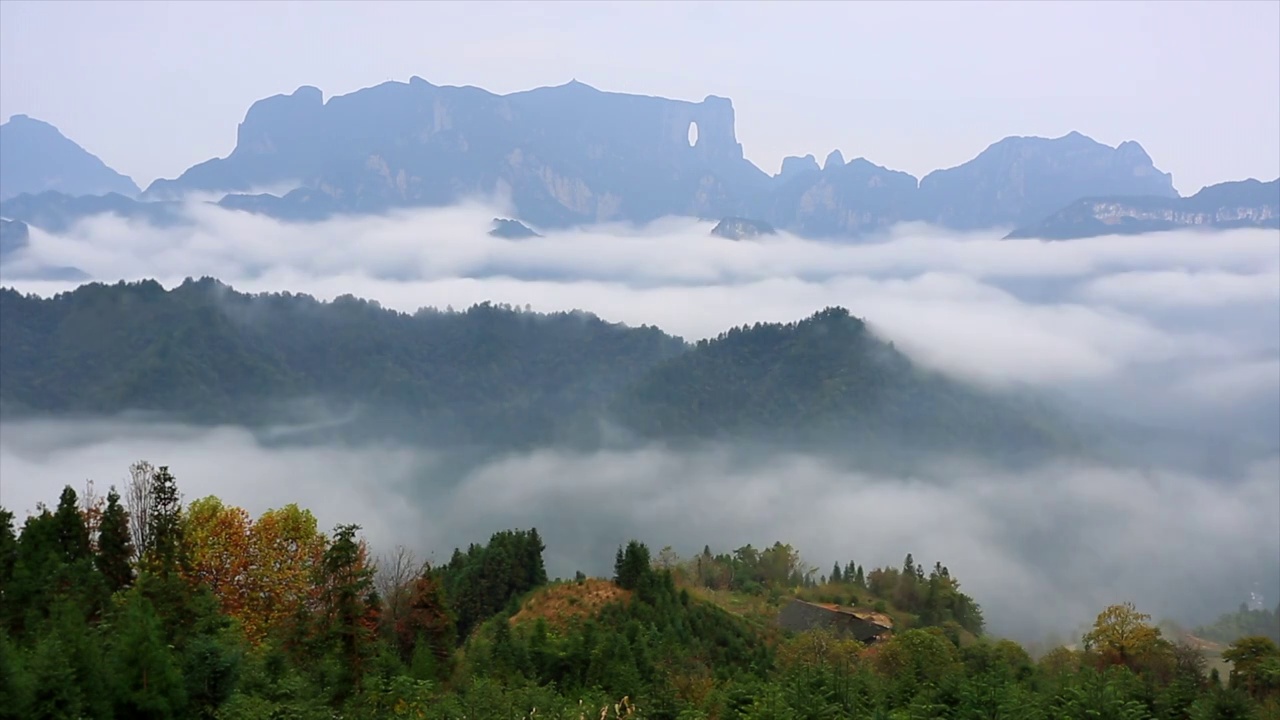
<box><xmin>615</xmin><ymin>307</ymin><xmax>1070</xmax><ymax>460</ymax></box>
<box><xmin>0</xmin><ymin>279</ymin><xmax>1073</xmax><ymax>458</ymax></box>
<box><xmin>1</xmin><ymin>463</ymin><xmax>1277</xmax><ymax>719</ymax></box>
<box><xmin>0</xmin><ymin>278</ymin><xmax>685</xmax><ymax>447</ymax></box>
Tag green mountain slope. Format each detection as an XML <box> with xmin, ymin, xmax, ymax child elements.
<box><xmin>0</xmin><ymin>278</ymin><xmax>685</xmax><ymax>446</ymax></box>
<box><xmin>1</xmin><ymin>280</ymin><xmax>1074</xmax><ymax>458</ymax></box>
<box><xmin>614</xmin><ymin>307</ymin><xmax>1072</xmax><ymax>459</ymax></box>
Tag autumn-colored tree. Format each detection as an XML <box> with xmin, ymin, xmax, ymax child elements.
<box><xmin>183</xmin><ymin>498</ymin><xmax>327</xmax><ymax>645</ymax></box>
<box><xmin>776</xmin><ymin>628</ymin><xmax>863</xmax><ymax>675</ymax></box>
<box><xmin>874</xmin><ymin>628</ymin><xmax>963</xmax><ymax>701</ymax></box>
<box><xmin>183</xmin><ymin>497</ymin><xmax>253</xmax><ymax>622</ymax></box>
<box><xmin>250</xmin><ymin>504</ymin><xmax>327</xmax><ymax>642</ymax></box>
<box><xmin>1083</xmin><ymin>602</ymin><xmax>1165</xmax><ymax>670</ymax></box>
<box><xmin>393</xmin><ymin>569</ymin><xmax>456</xmax><ymax>677</ymax></box>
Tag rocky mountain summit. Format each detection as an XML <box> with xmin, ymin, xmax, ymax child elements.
<box><xmin>1006</xmin><ymin>178</ymin><xmax>1280</xmax><ymax>239</ymax></box>
<box><xmin>0</xmin><ymin>115</ymin><xmax>140</xmax><ymax>201</ymax></box>
<box><xmin>710</xmin><ymin>216</ymin><xmax>776</xmax><ymax>240</ymax></box>
<box><xmin>2</xmin><ymin>78</ymin><xmax>1273</xmax><ymax>240</ymax></box>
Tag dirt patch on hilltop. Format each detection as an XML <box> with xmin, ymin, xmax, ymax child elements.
<box><xmin>510</xmin><ymin>578</ymin><xmax>632</xmax><ymax>630</ymax></box>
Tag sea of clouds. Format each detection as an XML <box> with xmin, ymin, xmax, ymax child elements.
<box><xmin>1</xmin><ymin>201</ymin><xmax>1277</xmax><ymax>641</ymax></box>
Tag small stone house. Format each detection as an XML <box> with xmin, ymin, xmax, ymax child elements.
<box><xmin>776</xmin><ymin>599</ymin><xmax>894</xmax><ymax>643</ymax></box>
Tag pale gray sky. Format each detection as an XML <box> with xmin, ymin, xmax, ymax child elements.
<box><xmin>1</xmin><ymin>0</ymin><xmax>1277</xmax><ymax>195</ymax></box>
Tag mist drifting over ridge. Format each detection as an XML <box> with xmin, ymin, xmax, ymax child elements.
<box><xmin>1</xmin><ymin>199</ymin><xmax>1278</xmax><ymax>642</ymax></box>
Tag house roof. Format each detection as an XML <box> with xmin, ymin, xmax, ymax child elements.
<box><xmin>802</xmin><ymin>600</ymin><xmax>894</xmax><ymax>629</ymax></box>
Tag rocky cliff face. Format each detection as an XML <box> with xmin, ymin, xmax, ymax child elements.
<box><xmin>0</xmin><ymin>115</ymin><xmax>139</xmax><ymax>201</ymax></box>
<box><xmin>767</xmin><ymin>156</ymin><xmax>923</xmax><ymax>237</ymax></box>
<box><xmin>918</xmin><ymin>132</ymin><xmax>1177</xmax><ymax>230</ymax></box>
<box><xmin>0</xmin><ymin>218</ymin><xmax>30</xmax><ymax>256</ymax></box>
<box><xmin>710</xmin><ymin>216</ymin><xmax>776</xmax><ymax>240</ymax></box>
<box><xmin>143</xmin><ymin>79</ymin><xmax>769</xmax><ymax>228</ymax></box>
<box><xmin>1006</xmin><ymin>178</ymin><xmax>1279</xmax><ymax>239</ymax></box>
<box><xmin>4</xmin><ymin>79</ymin><xmax>1210</xmax><ymax>239</ymax></box>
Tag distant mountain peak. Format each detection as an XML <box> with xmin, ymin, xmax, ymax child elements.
<box><xmin>919</xmin><ymin>131</ymin><xmax>1177</xmax><ymax>229</ymax></box>
<box><xmin>1005</xmin><ymin>177</ymin><xmax>1279</xmax><ymax>240</ymax></box>
<box><xmin>292</xmin><ymin>85</ymin><xmax>324</xmax><ymax>102</ymax></box>
<box><xmin>0</xmin><ymin>115</ymin><xmax>139</xmax><ymax>201</ymax></box>
<box><xmin>17</xmin><ymin>76</ymin><xmax>1206</xmax><ymax>240</ymax></box>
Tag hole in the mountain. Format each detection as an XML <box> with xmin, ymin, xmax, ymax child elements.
<box><xmin>687</xmin><ymin>121</ymin><xmax>699</xmax><ymax>147</ymax></box>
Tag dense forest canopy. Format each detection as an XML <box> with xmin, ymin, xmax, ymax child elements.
<box><xmin>0</xmin><ymin>278</ymin><xmax>1076</xmax><ymax>461</ymax></box>
<box><xmin>1</xmin><ymin>463</ymin><xmax>1277</xmax><ymax>719</ymax></box>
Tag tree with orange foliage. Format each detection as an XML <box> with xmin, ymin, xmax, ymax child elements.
<box><xmin>1082</xmin><ymin>602</ymin><xmax>1167</xmax><ymax>671</ymax></box>
<box><xmin>246</xmin><ymin>504</ymin><xmax>328</xmax><ymax>641</ymax></box>
<box><xmin>184</xmin><ymin>498</ymin><xmax>253</xmax><ymax>620</ymax></box>
<box><xmin>182</xmin><ymin>498</ymin><xmax>327</xmax><ymax>645</ymax></box>
<box><xmin>392</xmin><ymin>568</ymin><xmax>456</xmax><ymax>678</ymax></box>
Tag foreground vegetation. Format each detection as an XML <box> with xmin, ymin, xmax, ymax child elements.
<box><xmin>1</xmin><ymin>462</ymin><xmax>1277</xmax><ymax>719</ymax></box>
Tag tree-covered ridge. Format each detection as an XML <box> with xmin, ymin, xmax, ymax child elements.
<box><xmin>1196</xmin><ymin>604</ymin><xmax>1280</xmax><ymax>646</ymax></box>
<box><xmin>2</xmin><ymin>463</ymin><xmax>1278</xmax><ymax>719</ymax></box>
<box><xmin>0</xmin><ymin>278</ymin><xmax>686</xmax><ymax>446</ymax></box>
<box><xmin>0</xmin><ymin>279</ymin><xmax>1075</xmax><ymax>458</ymax></box>
<box><xmin>615</xmin><ymin>306</ymin><xmax>1072</xmax><ymax>458</ymax></box>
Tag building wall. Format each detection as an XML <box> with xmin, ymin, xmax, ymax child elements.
<box><xmin>776</xmin><ymin>599</ymin><xmax>888</xmax><ymax>643</ymax></box>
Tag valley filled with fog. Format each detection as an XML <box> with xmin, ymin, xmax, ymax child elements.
<box><xmin>2</xmin><ymin>201</ymin><xmax>1277</xmax><ymax>642</ymax></box>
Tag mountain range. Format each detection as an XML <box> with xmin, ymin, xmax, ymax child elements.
<box><xmin>0</xmin><ymin>279</ymin><xmax>1072</xmax><ymax>465</ymax></box>
<box><xmin>1</xmin><ymin>78</ymin><xmax>1276</xmax><ymax>241</ymax></box>
<box><xmin>0</xmin><ymin>114</ymin><xmax>140</xmax><ymax>201</ymax></box>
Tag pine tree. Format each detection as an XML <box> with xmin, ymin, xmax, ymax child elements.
<box><xmin>831</xmin><ymin>563</ymin><xmax>843</xmax><ymax>583</ymax></box>
<box><xmin>52</xmin><ymin>486</ymin><xmax>91</xmax><ymax>564</ymax></box>
<box><xmin>320</xmin><ymin>523</ymin><xmax>376</xmax><ymax>703</ymax></box>
<box><xmin>0</xmin><ymin>629</ymin><xmax>32</xmax><ymax>719</ymax></box>
<box><xmin>28</xmin><ymin>630</ymin><xmax>84</xmax><ymax>719</ymax></box>
<box><xmin>0</xmin><ymin>508</ymin><xmax>17</xmax><ymax>594</ymax></box>
<box><xmin>143</xmin><ymin>467</ymin><xmax>185</xmax><ymax>578</ymax></box>
<box><xmin>109</xmin><ymin>588</ymin><xmax>189</xmax><ymax>719</ymax></box>
<box><xmin>96</xmin><ymin>487</ymin><xmax>134</xmax><ymax>594</ymax></box>
<box><xmin>614</xmin><ymin>540</ymin><xmax>652</xmax><ymax>591</ymax></box>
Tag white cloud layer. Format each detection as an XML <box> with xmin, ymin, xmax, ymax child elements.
<box><xmin>1</xmin><ymin>204</ymin><xmax>1277</xmax><ymax>641</ymax></box>
<box><xmin>0</xmin><ymin>418</ymin><xmax>1275</xmax><ymax>642</ymax></box>
<box><xmin>2</xmin><ymin>203</ymin><xmax>1277</xmax><ymax>395</ymax></box>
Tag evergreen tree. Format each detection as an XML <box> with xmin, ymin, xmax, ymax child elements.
<box><xmin>614</xmin><ymin>540</ymin><xmax>653</xmax><ymax>591</ymax></box>
<box><xmin>27</xmin><ymin>630</ymin><xmax>84</xmax><ymax>720</ymax></box>
<box><xmin>109</xmin><ymin>588</ymin><xmax>189</xmax><ymax>719</ymax></box>
<box><xmin>96</xmin><ymin>487</ymin><xmax>134</xmax><ymax>594</ymax></box>
<box><xmin>143</xmin><ymin>466</ymin><xmax>185</xmax><ymax>578</ymax></box>
<box><xmin>831</xmin><ymin>563</ymin><xmax>843</xmax><ymax>583</ymax></box>
<box><xmin>0</xmin><ymin>629</ymin><xmax>32</xmax><ymax>720</ymax></box>
<box><xmin>52</xmin><ymin>486</ymin><xmax>91</xmax><ymax>564</ymax></box>
<box><xmin>47</xmin><ymin>600</ymin><xmax>112</xmax><ymax>720</ymax></box>
<box><xmin>0</xmin><ymin>508</ymin><xmax>17</xmax><ymax>595</ymax></box>
<box><xmin>319</xmin><ymin>523</ymin><xmax>376</xmax><ymax>703</ymax></box>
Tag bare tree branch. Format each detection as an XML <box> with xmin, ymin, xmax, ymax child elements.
<box><xmin>125</xmin><ymin>460</ymin><xmax>156</xmax><ymax>561</ymax></box>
